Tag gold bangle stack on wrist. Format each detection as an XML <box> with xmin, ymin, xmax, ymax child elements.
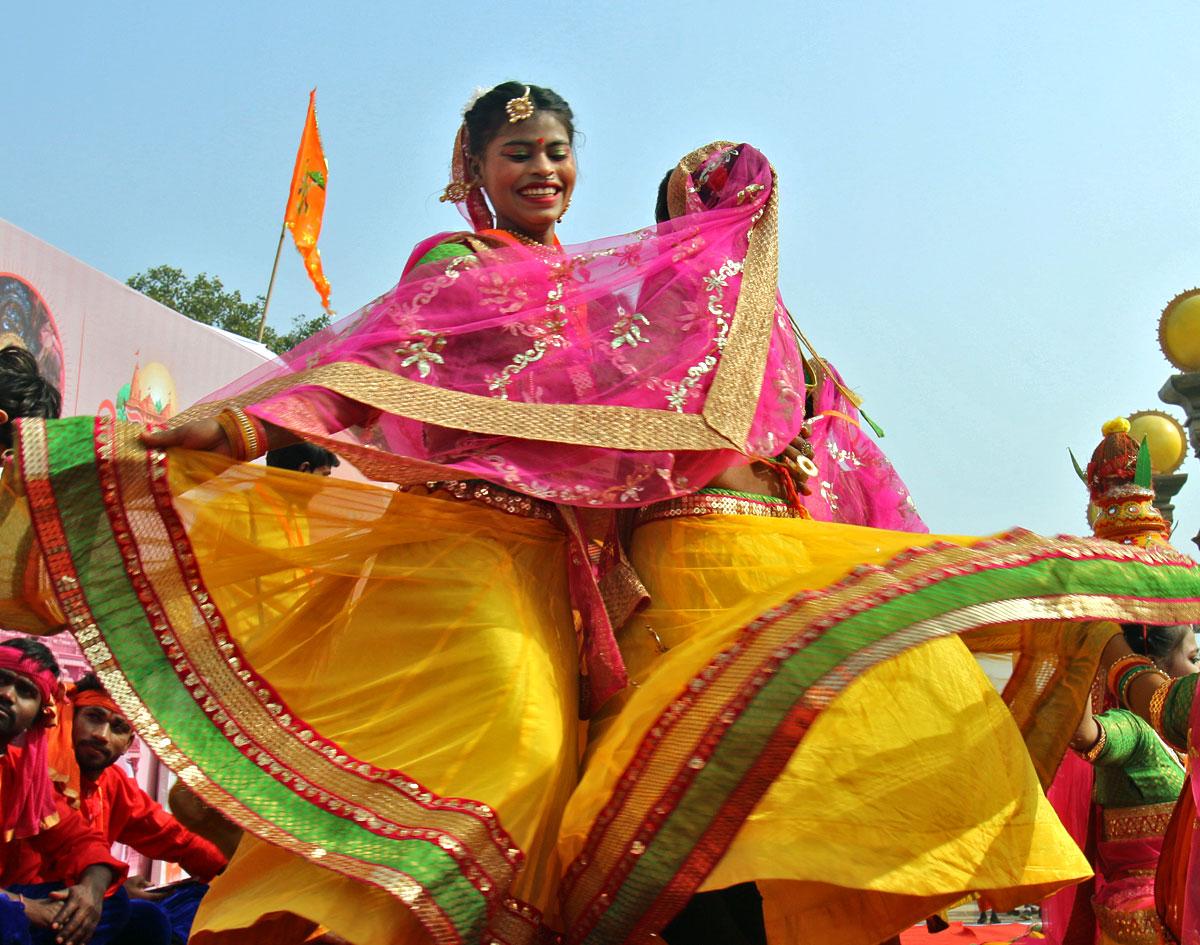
<box><xmin>215</xmin><ymin>407</ymin><xmax>266</xmax><ymax>462</ymax></box>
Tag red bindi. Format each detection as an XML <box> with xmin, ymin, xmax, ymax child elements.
<box><xmin>537</xmin><ymin>137</ymin><xmax>545</xmax><ymax>145</ymax></box>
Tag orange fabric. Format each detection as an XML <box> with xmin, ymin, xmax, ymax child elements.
<box><xmin>71</xmin><ymin>688</ymin><xmax>122</xmax><ymax>717</ymax></box>
<box><xmin>45</xmin><ymin>694</ymin><xmax>79</xmax><ymax>809</ymax></box>
<box><xmin>283</xmin><ymin>89</ymin><xmax>332</xmax><ymax>314</ymax></box>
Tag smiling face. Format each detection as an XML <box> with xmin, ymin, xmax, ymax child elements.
<box><xmin>0</xmin><ymin>667</ymin><xmax>43</xmax><ymax>746</ymax></box>
<box><xmin>474</xmin><ymin>113</ymin><xmax>576</xmax><ymax>243</ymax></box>
<box><xmin>73</xmin><ymin>704</ymin><xmax>134</xmax><ymax>777</ymax></box>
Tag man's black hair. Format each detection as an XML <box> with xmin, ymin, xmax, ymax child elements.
<box><xmin>73</xmin><ymin>672</ymin><xmax>106</xmax><ymax>695</ymax></box>
<box><xmin>266</xmin><ymin>442</ymin><xmax>341</xmax><ymax>472</ymax></box>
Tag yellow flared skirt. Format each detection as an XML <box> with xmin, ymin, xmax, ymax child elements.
<box><xmin>559</xmin><ymin>513</ymin><xmax>1092</xmax><ymax>945</ymax></box>
<box><xmin>163</xmin><ymin>456</ymin><xmax>580</xmax><ymax>945</ymax></box>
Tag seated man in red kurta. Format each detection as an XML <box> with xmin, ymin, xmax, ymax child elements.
<box><xmin>0</xmin><ymin>637</ymin><xmax>128</xmax><ymax>945</ymax></box>
<box><xmin>24</xmin><ymin>675</ymin><xmax>227</xmax><ymax>945</ymax></box>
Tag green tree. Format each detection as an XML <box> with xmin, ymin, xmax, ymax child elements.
<box><xmin>126</xmin><ymin>265</ymin><xmax>330</xmax><ymax>355</ymax></box>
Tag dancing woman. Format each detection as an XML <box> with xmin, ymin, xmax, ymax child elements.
<box><xmin>558</xmin><ymin>147</ymin><xmax>1091</xmax><ymax>945</ymax></box>
<box><xmin>4</xmin><ymin>90</ymin><xmax>1200</xmax><ymax>945</ymax></box>
<box><xmin>1064</xmin><ymin>625</ymin><xmax>1194</xmax><ymax>945</ymax></box>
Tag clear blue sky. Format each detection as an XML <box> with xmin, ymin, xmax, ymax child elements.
<box><xmin>6</xmin><ymin>2</ymin><xmax>1200</xmax><ymax>539</ymax></box>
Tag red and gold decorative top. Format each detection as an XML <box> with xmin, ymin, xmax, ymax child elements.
<box><xmin>1086</xmin><ymin>418</ymin><xmax>1170</xmax><ymax>547</ymax></box>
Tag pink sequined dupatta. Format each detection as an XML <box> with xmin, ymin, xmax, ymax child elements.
<box><xmin>178</xmin><ymin>143</ymin><xmax>806</xmax><ymax>508</ymax></box>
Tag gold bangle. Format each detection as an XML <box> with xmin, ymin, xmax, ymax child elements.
<box><xmin>214</xmin><ymin>409</ymin><xmax>247</xmax><ymax>461</ymax></box>
<box><xmin>1079</xmin><ymin>724</ymin><xmax>1108</xmax><ymax>763</ymax></box>
<box><xmin>215</xmin><ymin>408</ymin><xmax>265</xmax><ymax>462</ymax></box>
<box><xmin>1149</xmin><ymin>680</ymin><xmax>1172</xmax><ymax>735</ymax></box>
<box><xmin>1107</xmin><ymin>654</ymin><xmax>1153</xmax><ymax>700</ymax></box>
<box><xmin>230</xmin><ymin>408</ymin><xmax>265</xmax><ymax>461</ymax></box>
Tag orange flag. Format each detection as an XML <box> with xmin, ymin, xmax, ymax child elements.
<box><xmin>284</xmin><ymin>89</ymin><xmax>333</xmax><ymax>313</ymax></box>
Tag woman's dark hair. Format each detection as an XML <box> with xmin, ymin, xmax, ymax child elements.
<box><xmin>1123</xmin><ymin>623</ymin><xmax>1193</xmax><ymax>663</ymax></box>
<box><xmin>463</xmin><ymin>82</ymin><xmax>575</xmax><ymax>157</ymax></box>
<box><xmin>654</xmin><ymin>169</ymin><xmax>674</xmax><ymax>224</ymax></box>
<box><xmin>0</xmin><ymin>345</ymin><xmax>62</xmax><ymax>449</ymax></box>
<box><xmin>0</xmin><ymin>636</ymin><xmax>61</xmax><ymax>678</ymax></box>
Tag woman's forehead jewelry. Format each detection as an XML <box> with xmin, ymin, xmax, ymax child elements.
<box><xmin>506</xmin><ymin>86</ymin><xmax>535</xmax><ymax>123</ymax></box>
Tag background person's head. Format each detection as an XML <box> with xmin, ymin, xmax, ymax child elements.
<box><xmin>0</xmin><ymin>636</ymin><xmax>60</xmax><ymax>746</ymax></box>
<box><xmin>1124</xmin><ymin>623</ymin><xmax>1199</xmax><ymax>678</ymax></box>
<box><xmin>0</xmin><ymin>345</ymin><xmax>62</xmax><ymax>451</ymax></box>
<box><xmin>463</xmin><ymin>83</ymin><xmax>577</xmax><ymax>238</ymax></box>
<box><xmin>266</xmin><ymin>442</ymin><xmax>341</xmax><ymax>476</ymax></box>
<box><xmin>655</xmin><ymin>168</ymin><xmax>674</xmax><ymax>224</ymax></box>
<box><xmin>71</xmin><ymin>673</ymin><xmax>134</xmax><ymax>777</ymax></box>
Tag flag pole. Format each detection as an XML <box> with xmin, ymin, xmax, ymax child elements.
<box><xmin>257</xmin><ymin>221</ymin><xmax>287</xmax><ymax>343</ymax></box>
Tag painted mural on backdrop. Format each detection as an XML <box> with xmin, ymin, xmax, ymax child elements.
<box><xmin>98</xmin><ymin>359</ymin><xmax>179</xmax><ymax>430</ymax></box>
<box><xmin>0</xmin><ymin>274</ymin><xmax>65</xmax><ymax>394</ymax></box>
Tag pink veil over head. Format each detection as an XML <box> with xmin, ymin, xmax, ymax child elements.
<box><xmin>180</xmin><ymin>143</ymin><xmax>806</xmax><ymax>507</ymax></box>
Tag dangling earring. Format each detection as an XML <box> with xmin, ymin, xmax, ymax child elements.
<box><xmin>558</xmin><ymin>197</ymin><xmax>571</xmax><ymax>224</ymax></box>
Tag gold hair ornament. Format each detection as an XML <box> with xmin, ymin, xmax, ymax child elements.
<box><xmin>506</xmin><ymin>86</ymin><xmax>535</xmax><ymax>123</ymax></box>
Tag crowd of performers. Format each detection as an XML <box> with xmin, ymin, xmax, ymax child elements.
<box><xmin>0</xmin><ymin>81</ymin><xmax>1199</xmax><ymax>945</ymax></box>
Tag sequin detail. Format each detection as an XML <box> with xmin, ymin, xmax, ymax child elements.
<box><xmin>633</xmin><ymin>490</ymin><xmax>802</xmax><ymax>526</ymax></box>
<box><xmin>418</xmin><ymin>480</ymin><xmax>556</xmax><ymax>520</ymax></box>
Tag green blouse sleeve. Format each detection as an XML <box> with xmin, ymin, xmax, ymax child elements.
<box><xmin>411</xmin><ymin>241</ymin><xmax>474</xmax><ymax>270</ymax></box>
<box><xmin>1163</xmin><ymin>674</ymin><xmax>1196</xmax><ymax>750</ymax></box>
<box><xmin>1093</xmin><ymin>708</ymin><xmax>1155</xmax><ymax>768</ymax></box>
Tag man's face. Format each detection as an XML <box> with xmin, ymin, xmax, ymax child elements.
<box><xmin>73</xmin><ymin>704</ymin><xmax>134</xmax><ymax>775</ymax></box>
<box><xmin>0</xmin><ymin>667</ymin><xmax>43</xmax><ymax>745</ymax></box>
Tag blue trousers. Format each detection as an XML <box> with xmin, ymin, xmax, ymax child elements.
<box><xmin>0</xmin><ymin>884</ymin><xmax>131</xmax><ymax>945</ymax></box>
<box><xmin>111</xmin><ymin>882</ymin><xmax>207</xmax><ymax>945</ymax></box>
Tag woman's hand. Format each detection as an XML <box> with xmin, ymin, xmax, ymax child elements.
<box><xmin>779</xmin><ymin>424</ymin><xmax>816</xmax><ymax>497</ymax></box>
<box><xmin>140</xmin><ymin>419</ymin><xmax>231</xmax><ymax>455</ymax></box>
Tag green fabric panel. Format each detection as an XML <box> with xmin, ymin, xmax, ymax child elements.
<box><xmin>41</xmin><ymin>419</ymin><xmax>486</xmax><ymax>938</ymax></box>
<box><xmin>694</xmin><ymin>486</ymin><xmax>788</xmax><ymax>504</ymax></box>
<box><xmin>412</xmin><ymin>241</ymin><xmax>474</xmax><ymax>269</ymax></box>
<box><xmin>588</xmin><ymin>549</ymin><xmax>1200</xmax><ymax>943</ymax></box>
<box><xmin>1093</xmin><ymin>708</ymin><xmax>1184</xmax><ymax>808</ymax></box>
<box><xmin>1164</xmin><ymin>674</ymin><xmax>1196</xmax><ymax>748</ymax></box>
